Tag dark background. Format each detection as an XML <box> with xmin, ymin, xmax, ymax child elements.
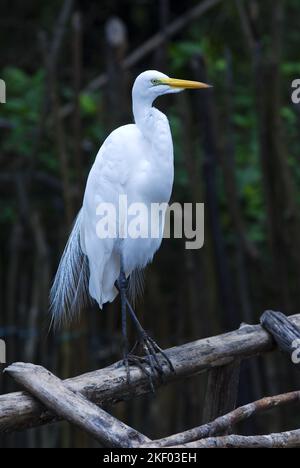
<box><xmin>0</xmin><ymin>0</ymin><xmax>300</xmax><ymax>448</ymax></box>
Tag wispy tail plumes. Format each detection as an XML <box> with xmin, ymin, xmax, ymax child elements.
<box><xmin>50</xmin><ymin>210</ymin><xmax>90</xmax><ymax>328</ymax></box>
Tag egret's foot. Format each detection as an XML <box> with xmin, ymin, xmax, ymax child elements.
<box><xmin>123</xmin><ymin>297</ymin><xmax>175</xmax><ymax>377</ymax></box>
<box><xmin>137</xmin><ymin>330</ymin><xmax>175</xmax><ymax>378</ymax></box>
<box><xmin>114</xmin><ymin>277</ymin><xmax>175</xmax><ymax>389</ymax></box>
<box><xmin>123</xmin><ymin>354</ymin><xmax>155</xmax><ymax>393</ymax></box>
<box><xmin>122</xmin><ymin>336</ymin><xmax>175</xmax><ymax>393</ymax></box>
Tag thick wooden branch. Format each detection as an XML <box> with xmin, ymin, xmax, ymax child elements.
<box><xmin>261</xmin><ymin>310</ymin><xmax>300</xmax><ymax>367</ymax></box>
<box><xmin>170</xmin><ymin>429</ymin><xmax>300</xmax><ymax>448</ymax></box>
<box><xmin>202</xmin><ymin>360</ymin><xmax>240</xmax><ymax>424</ymax></box>
<box><xmin>144</xmin><ymin>390</ymin><xmax>300</xmax><ymax>447</ymax></box>
<box><xmin>1</xmin><ymin>313</ymin><xmax>300</xmax><ymax>434</ymax></box>
<box><xmin>4</xmin><ymin>363</ymin><xmax>149</xmax><ymax>448</ymax></box>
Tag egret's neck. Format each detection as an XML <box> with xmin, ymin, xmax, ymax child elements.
<box><xmin>132</xmin><ymin>94</ymin><xmax>154</xmax><ymax>136</ymax></box>
<box><xmin>132</xmin><ymin>90</ymin><xmax>173</xmax><ymax>164</ymax></box>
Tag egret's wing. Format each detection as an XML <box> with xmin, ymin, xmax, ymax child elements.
<box><xmin>80</xmin><ymin>128</ymin><xmax>131</xmax><ymax>307</ymax></box>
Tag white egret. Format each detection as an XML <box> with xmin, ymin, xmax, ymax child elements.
<box><xmin>50</xmin><ymin>70</ymin><xmax>210</xmax><ymax>386</ymax></box>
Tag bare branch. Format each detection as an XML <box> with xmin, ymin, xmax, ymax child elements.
<box><xmin>144</xmin><ymin>390</ymin><xmax>300</xmax><ymax>447</ymax></box>
<box><xmin>47</xmin><ymin>0</ymin><xmax>74</xmax><ymax>74</ymax></box>
<box><xmin>60</xmin><ymin>0</ymin><xmax>222</xmax><ymax>118</ymax></box>
<box><xmin>31</xmin><ymin>0</ymin><xmax>74</xmax><ymax>167</ymax></box>
<box><xmin>235</xmin><ymin>0</ymin><xmax>256</xmax><ymax>54</ymax></box>
<box><xmin>1</xmin><ymin>313</ymin><xmax>300</xmax><ymax>434</ymax></box>
<box><xmin>169</xmin><ymin>429</ymin><xmax>300</xmax><ymax>448</ymax></box>
<box><xmin>4</xmin><ymin>363</ymin><xmax>149</xmax><ymax>448</ymax></box>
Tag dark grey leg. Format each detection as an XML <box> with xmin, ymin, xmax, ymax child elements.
<box><xmin>115</xmin><ymin>266</ymin><xmax>174</xmax><ymax>390</ymax></box>
<box><xmin>125</xmin><ymin>297</ymin><xmax>175</xmax><ymax>373</ymax></box>
<box><xmin>118</xmin><ymin>256</ymin><xmax>130</xmax><ymax>384</ymax></box>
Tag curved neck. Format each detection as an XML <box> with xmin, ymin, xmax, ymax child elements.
<box><xmin>132</xmin><ymin>93</ymin><xmax>154</xmax><ymax>134</ymax></box>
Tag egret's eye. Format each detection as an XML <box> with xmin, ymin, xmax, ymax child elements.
<box><xmin>151</xmin><ymin>79</ymin><xmax>160</xmax><ymax>86</ymax></box>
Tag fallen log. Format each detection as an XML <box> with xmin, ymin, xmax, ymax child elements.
<box><xmin>5</xmin><ymin>363</ymin><xmax>149</xmax><ymax>447</ymax></box>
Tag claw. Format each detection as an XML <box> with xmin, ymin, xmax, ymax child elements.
<box><xmin>141</xmin><ymin>337</ymin><xmax>163</xmax><ymax>376</ymax></box>
<box><xmin>122</xmin><ymin>334</ymin><xmax>174</xmax><ymax>392</ymax></box>
<box><xmin>146</xmin><ymin>334</ymin><xmax>175</xmax><ymax>373</ymax></box>
<box><xmin>129</xmin><ymin>331</ymin><xmax>174</xmax><ymax>382</ymax></box>
<box><xmin>123</xmin><ymin>354</ymin><xmax>155</xmax><ymax>393</ymax></box>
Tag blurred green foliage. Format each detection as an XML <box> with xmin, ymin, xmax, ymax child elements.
<box><xmin>1</xmin><ymin>67</ymin><xmax>44</xmax><ymax>157</ymax></box>
<box><xmin>1</xmin><ymin>0</ymin><xmax>300</xmax><ymax>253</ymax></box>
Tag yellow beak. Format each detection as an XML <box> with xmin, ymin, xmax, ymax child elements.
<box><xmin>159</xmin><ymin>78</ymin><xmax>211</xmax><ymax>89</ymax></box>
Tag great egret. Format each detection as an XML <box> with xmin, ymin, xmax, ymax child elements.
<box><xmin>50</xmin><ymin>70</ymin><xmax>210</xmax><ymax>386</ymax></box>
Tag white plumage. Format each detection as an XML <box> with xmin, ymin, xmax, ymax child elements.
<box><xmin>50</xmin><ymin>70</ymin><xmax>209</xmax><ymax>325</ymax></box>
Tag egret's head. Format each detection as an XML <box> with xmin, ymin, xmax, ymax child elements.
<box><xmin>132</xmin><ymin>70</ymin><xmax>211</xmax><ymax>102</ymax></box>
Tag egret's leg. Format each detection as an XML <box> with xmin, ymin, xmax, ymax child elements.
<box><xmin>115</xmin><ymin>277</ymin><xmax>160</xmax><ymax>389</ymax></box>
<box><xmin>117</xmin><ymin>261</ymin><xmax>156</xmax><ymax>390</ymax></box>
<box><xmin>124</xmin><ymin>299</ymin><xmax>163</xmax><ymax>374</ymax></box>
<box><xmin>125</xmin><ymin>298</ymin><xmax>175</xmax><ymax>374</ymax></box>
<box><xmin>117</xmin><ymin>262</ymin><xmax>130</xmax><ymax>384</ymax></box>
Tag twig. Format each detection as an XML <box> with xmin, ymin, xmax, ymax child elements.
<box><xmin>143</xmin><ymin>390</ymin><xmax>300</xmax><ymax>447</ymax></box>
<box><xmin>105</xmin><ymin>17</ymin><xmax>129</xmax><ymax>129</ymax></box>
<box><xmin>51</xmin><ymin>76</ymin><xmax>74</xmax><ymax>226</ymax></box>
<box><xmin>169</xmin><ymin>429</ymin><xmax>300</xmax><ymax>448</ymax></box>
<box><xmin>31</xmin><ymin>0</ymin><xmax>74</xmax><ymax>168</ymax></box>
<box><xmin>1</xmin><ymin>313</ymin><xmax>300</xmax><ymax>433</ymax></box>
<box><xmin>4</xmin><ymin>363</ymin><xmax>149</xmax><ymax>448</ymax></box>
<box><xmin>60</xmin><ymin>0</ymin><xmax>222</xmax><ymax>118</ymax></box>
<box><xmin>38</xmin><ymin>0</ymin><xmax>74</xmax><ymax>225</ymax></box>
<box><xmin>72</xmin><ymin>11</ymin><xmax>84</xmax><ymax>196</ymax></box>
<box><xmin>235</xmin><ymin>0</ymin><xmax>256</xmax><ymax>54</ymax></box>
<box><xmin>46</xmin><ymin>0</ymin><xmax>74</xmax><ymax>74</ymax></box>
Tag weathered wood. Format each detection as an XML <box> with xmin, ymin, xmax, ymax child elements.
<box><xmin>4</xmin><ymin>363</ymin><xmax>149</xmax><ymax>448</ymax></box>
<box><xmin>202</xmin><ymin>360</ymin><xmax>240</xmax><ymax>424</ymax></box>
<box><xmin>143</xmin><ymin>390</ymin><xmax>300</xmax><ymax>447</ymax></box>
<box><xmin>169</xmin><ymin>429</ymin><xmax>300</xmax><ymax>448</ymax></box>
<box><xmin>260</xmin><ymin>310</ymin><xmax>300</xmax><ymax>367</ymax></box>
<box><xmin>1</xmin><ymin>313</ymin><xmax>300</xmax><ymax>433</ymax></box>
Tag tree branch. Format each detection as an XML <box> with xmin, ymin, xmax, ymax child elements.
<box><xmin>4</xmin><ymin>363</ymin><xmax>149</xmax><ymax>448</ymax></box>
<box><xmin>144</xmin><ymin>390</ymin><xmax>300</xmax><ymax>447</ymax></box>
<box><xmin>261</xmin><ymin>310</ymin><xmax>300</xmax><ymax>367</ymax></box>
<box><xmin>1</xmin><ymin>313</ymin><xmax>300</xmax><ymax>434</ymax></box>
<box><xmin>60</xmin><ymin>0</ymin><xmax>222</xmax><ymax>118</ymax></box>
<box><xmin>170</xmin><ymin>429</ymin><xmax>300</xmax><ymax>448</ymax></box>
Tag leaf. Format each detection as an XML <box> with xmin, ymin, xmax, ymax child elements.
<box><xmin>79</xmin><ymin>93</ymin><xmax>98</xmax><ymax>115</ymax></box>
